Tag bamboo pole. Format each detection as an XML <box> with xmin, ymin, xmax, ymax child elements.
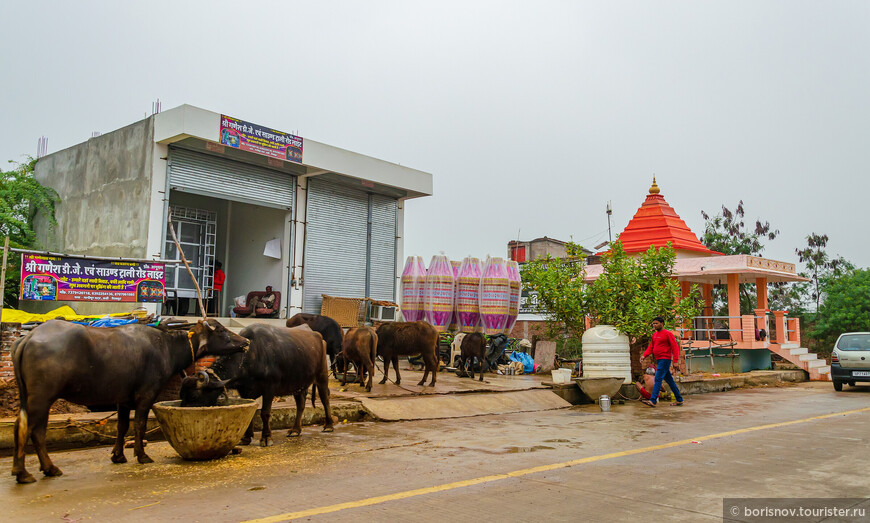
<box><xmin>167</xmin><ymin>213</ymin><xmax>207</xmax><ymax>320</ymax></box>
<box><xmin>0</xmin><ymin>237</ymin><xmax>8</xmax><ymax>322</ymax></box>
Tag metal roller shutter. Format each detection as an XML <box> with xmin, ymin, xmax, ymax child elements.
<box><xmin>168</xmin><ymin>147</ymin><xmax>295</xmax><ymax>210</ymax></box>
<box><xmin>303</xmin><ymin>179</ymin><xmax>368</xmax><ymax>313</ymax></box>
<box><xmin>369</xmin><ymin>194</ymin><xmax>397</xmax><ymax>301</ymax></box>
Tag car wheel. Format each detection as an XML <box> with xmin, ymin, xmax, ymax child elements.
<box><xmin>833</xmin><ymin>380</ymin><xmax>843</xmax><ymax>391</ymax></box>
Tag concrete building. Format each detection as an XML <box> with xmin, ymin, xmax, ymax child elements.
<box><xmin>507</xmin><ymin>237</ymin><xmax>591</xmax><ymax>263</ymax></box>
<box><xmin>32</xmin><ymin>104</ymin><xmax>432</xmax><ymax>317</ymax></box>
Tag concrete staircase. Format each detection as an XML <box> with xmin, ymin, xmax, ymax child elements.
<box><xmin>769</xmin><ymin>343</ymin><xmax>831</xmax><ymax>381</ymax></box>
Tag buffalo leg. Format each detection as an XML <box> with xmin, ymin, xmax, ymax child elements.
<box><xmin>379</xmin><ymin>355</ymin><xmax>390</xmax><ymax>385</ymax></box>
<box><xmin>133</xmin><ymin>403</ymin><xmax>153</xmax><ymax>463</ymax></box>
<box><xmin>478</xmin><ymin>352</ymin><xmax>485</xmax><ymax>381</ymax></box>
<box><xmin>30</xmin><ymin>411</ymin><xmax>61</xmax><ymax>478</ymax></box>
<box><xmin>241</xmin><ymin>420</ymin><xmax>254</xmax><ymax>446</ymax></box>
<box><xmin>364</xmin><ymin>358</ymin><xmax>375</xmax><ymax>392</ymax></box>
<box><xmin>467</xmin><ymin>355</ymin><xmax>475</xmax><ymax>380</ymax></box>
<box><xmin>340</xmin><ymin>353</ymin><xmax>348</xmax><ymax>386</ymax></box>
<box><xmin>287</xmin><ymin>392</ymin><xmax>305</xmax><ymax>438</ymax></box>
<box><xmin>424</xmin><ymin>351</ymin><xmax>437</xmax><ymax>386</ymax></box>
<box><xmin>316</xmin><ymin>375</ymin><xmax>335</xmax><ymax>432</ymax></box>
<box><xmin>260</xmin><ymin>393</ymin><xmax>275</xmax><ymax>446</ymax></box>
<box><xmin>392</xmin><ymin>356</ymin><xmax>401</xmax><ymax>384</ymax></box>
<box><xmin>12</xmin><ymin>407</ymin><xmax>36</xmax><ymax>483</ymax></box>
<box><xmin>111</xmin><ymin>405</ymin><xmax>131</xmax><ymax>463</ymax></box>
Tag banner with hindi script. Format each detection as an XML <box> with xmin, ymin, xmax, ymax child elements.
<box><xmin>219</xmin><ymin>115</ymin><xmax>303</xmax><ymax>164</ymax></box>
<box><xmin>20</xmin><ymin>254</ymin><xmax>166</xmax><ymax>303</ymax></box>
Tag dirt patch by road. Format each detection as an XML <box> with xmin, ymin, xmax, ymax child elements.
<box><xmin>0</xmin><ymin>378</ymin><xmax>89</xmax><ymax>417</ymax></box>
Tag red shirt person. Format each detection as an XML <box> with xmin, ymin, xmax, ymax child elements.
<box><xmin>640</xmin><ymin>317</ymin><xmax>684</xmax><ymax>407</ymax></box>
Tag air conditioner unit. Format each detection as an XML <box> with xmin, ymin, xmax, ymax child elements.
<box><xmin>370</xmin><ymin>304</ymin><xmax>397</xmax><ymax>322</ymax></box>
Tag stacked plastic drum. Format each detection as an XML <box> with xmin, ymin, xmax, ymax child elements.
<box><xmin>455</xmin><ymin>257</ymin><xmax>482</xmax><ymax>333</ymax></box>
<box><xmin>423</xmin><ymin>255</ymin><xmax>455</xmax><ymax>333</ymax></box>
<box><xmin>447</xmin><ymin>260</ymin><xmax>461</xmax><ymax>332</ymax></box>
<box><xmin>504</xmin><ymin>260</ymin><xmax>521</xmax><ymax>335</ymax></box>
<box><xmin>400</xmin><ymin>256</ymin><xmax>427</xmax><ymax>322</ymax></box>
<box><xmin>580</xmin><ymin>325</ymin><xmax>632</xmax><ymax>384</ymax></box>
<box><xmin>479</xmin><ymin>257</ymin><xmax>511</xmax><ymax>335</ymax></box>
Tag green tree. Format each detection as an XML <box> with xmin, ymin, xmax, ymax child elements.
<box><xmin>812</xmin><ymin>268</ymin><xmax>870</xmax><ymax>348</ymax></box>
<box><xmin>0</xmin><ymin>157</ymin><xmax>59</xmax><ymax>307</ymax></box>
<box><xmin>700</xmin><ymin>201</ymin><xmax>779</xmax><ymax>314</ymax></box>
<box><xmin>586</xmin><ymin>241</ymin><xmax>701</xmax><ymax>373</ymax></box>
<box><xmin>520</xmin><ymin>242</ymin><xmax>587</xmax><ymax>355</ymax></box>
<box><xmin>795</xmin><ymin>233</ymin><xmax>854</xmax><ymax>315</ymax></box>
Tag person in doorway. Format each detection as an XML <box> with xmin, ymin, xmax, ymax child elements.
<box><xmin>640</xmin><ymin>316</ymin><xmax>684</xmax><ymax>407</ymax></box>
<box><xmin>209</xmin><ymin>261</ymin><xmax>225</xmax><ymax>315</ymax></box>
<box><xmin>247</xmin><ymin>285</ymin><xmax>277</xmax><ymax>317</ymax></box>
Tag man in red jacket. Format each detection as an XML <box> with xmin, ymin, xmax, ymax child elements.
<box><xmin>640</xmin><ymin>316</ymin><xmax>684</xmax><ymax>407</ymax></box>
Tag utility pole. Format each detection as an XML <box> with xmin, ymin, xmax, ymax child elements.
<box><xmin>606</xmin><ymin>201</ymin><xmax>613</xmax><ymax>243</ymax></box>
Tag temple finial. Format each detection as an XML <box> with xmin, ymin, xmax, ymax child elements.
<box><xmin>649</xmin><ymin>176</ymin><xmax>660</xmax><ymax>194</ymax></box>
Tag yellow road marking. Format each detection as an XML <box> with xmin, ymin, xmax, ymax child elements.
<box><xmin>244</xmin><ymin>406</ymin><xmax>870</xmax><ymax>523</ymax></box>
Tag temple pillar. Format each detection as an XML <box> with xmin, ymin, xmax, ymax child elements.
<box><xmin>727</xmin><ymin>274</ymin><xmax>742</xmax><ymax>341</ymax></box>
<box><xmin>702</xmin><ymin>284</ymin><xmax>713</xmax><ymax>315</ymax></box>
<box><xmin>773</xmin><ymin>310</ymin><xmax>786</xmax><ymax>344</ymax></box>
<box><xmin>754</xmin><ymin>308</ymin><xmax>769</xmax><ymax>344</ymax></box>
<box><xmin>756</xmin><ymin>277</ymin><xmax>768</xmax><ymax>310</ymax></box>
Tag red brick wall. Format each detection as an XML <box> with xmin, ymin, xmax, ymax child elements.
<box><xmin>1</xmin><ymin>323</ymin><xmax>23</xmax><ymax>379</ymax></box>
<box><xmin>509</xmin><ymin>320</ymin><xmax>546</xmax><ymax>340</ymax></box>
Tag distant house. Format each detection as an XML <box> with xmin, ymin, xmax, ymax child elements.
<box><xmin>507</xmin><ymin>237</ymin><xmax>591</xmax><ymax>264</ymax></box>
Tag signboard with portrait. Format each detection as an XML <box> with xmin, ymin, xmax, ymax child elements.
<box><xmin>219</xmin><ymin>115</ymin><xmax>303</xmax><ymax>164</ymax></box>
<box><xmin>20</xmin><ymin>254</ymin><xmax>166</xmax><ymax>303</ymax></box>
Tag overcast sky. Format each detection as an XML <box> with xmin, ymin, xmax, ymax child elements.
<box><xmin>2</xmin><ymin>1</ymin><xmax>868</xmax><ymax>269</ymax></box>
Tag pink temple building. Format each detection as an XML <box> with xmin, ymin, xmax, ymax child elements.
<box><xmin>585</xmin><ymin>180</ymin><xmax>826</xmax><ymax>380</ymax></box>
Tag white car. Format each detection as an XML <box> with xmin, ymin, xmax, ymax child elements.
<box><xmin>831</xmin><ymin>332</ymin><xmax>870</xmax><ymax>391</ymax></box>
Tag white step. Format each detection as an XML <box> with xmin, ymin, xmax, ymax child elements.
<box><xmin>799</xmin><ymin>353</ymin><xmax>818</xmax><ymax>362</ymax></box>
<box><xmin>789</xmin><ymin>347</ymin><xmax>809</xmax><ymax>356</ymax></box>
<box><xmin>781</xmin><ymin>343</ymin><xmax>800</xmax><ymax>349</ymax></box>
<box><xmin>816</xmin><ymin>366</ymin><xmax>831</xmax><ymax>374</ymax></box>
<box><xmin>807</xmin><ymin>359</ymin><xmax>827</xmax><ymax>368</ymax></box>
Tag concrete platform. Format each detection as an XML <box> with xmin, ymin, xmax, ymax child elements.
<box><xmin>361</xmin><ymin>389</ymin><xmax>571</xmax><ymax>421</ymax></box>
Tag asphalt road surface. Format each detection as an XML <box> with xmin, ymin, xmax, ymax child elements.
<box><xmin>4</xmin><ymin>382</ymin><xmax>870</xmax><ymax>522</ymax></box>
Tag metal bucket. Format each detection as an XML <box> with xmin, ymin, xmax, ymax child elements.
<box><xmin>599</xmin><ymin>395</ymin><xmax>611</xmax><ymax>412</ymax></box>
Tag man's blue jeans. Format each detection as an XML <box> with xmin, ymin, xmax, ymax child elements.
<box><xmin>650</xmin><ymin>358</ymin><xmax>684</xmax><ymax>404</ymax></box>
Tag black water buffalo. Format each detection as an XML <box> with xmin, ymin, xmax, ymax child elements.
<box><xmin>340</xmin><ymin>327</ymin><xmax>378</xmax><ymax>392</ymax></box>
<box><xmin>180</xmin><ymin>370</ymin><xmax>230</xmax><ymax>407</ymax></box>
<box><xmin>376</xmin><ymin>321</ymin><xmax>438</xmax><ymax>387</ymax></box>
<box><xmin>459</xmin><ymin>332</ymin><xmax>487</xmax><ymax>381</ymax></box>
<box><xmin>286</xmin><ymin>313</ymin><xmax>342</xmax><ymax>373</ymax></box>
<box><xmin>183</xmin><ymin>323</ymin><xmax>334</xmax><ymax>446</ymax></box>
<box><xmin>11</xmin><ymin>318</ymin><xmax>249</xmax><ymax>484</ymax></box>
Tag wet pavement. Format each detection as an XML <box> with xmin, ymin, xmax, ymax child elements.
<box><xmin>4</xmin><ymin>382</ymin><xmax>870</xmax><ymax>522</ymax></box>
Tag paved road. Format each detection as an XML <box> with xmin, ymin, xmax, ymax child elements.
<box><xmin>4</xmin><ymin>382</ymin><xmax>870</xmax><ymax>522</ymax></box>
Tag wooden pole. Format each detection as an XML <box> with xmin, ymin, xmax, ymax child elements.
<box><xmin>167</xmin><ymin>213</ymin><xmax>207</xmax><ymax>320</ymax></box>
<box><xmin>0</xmin><ymin>237</ymin><xmax>8</xmax><ymax>321</ymax></box>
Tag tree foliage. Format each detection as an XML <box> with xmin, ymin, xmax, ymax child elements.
<box><xmin>812</xmin><ymin>268</ymin><xmax>870</xmax><ymax>347</ymax></box>
<box><xmin>519</xmin><ymin>242</ymin><xmax>587</xmax><ymax>347</ymax></box>
<box><xmin>700</xmin><ymin>200</ymin><xmax>778</xmax><ymax>256</ymax></box>
<box><xmin>586</xmin><ymin>241</ymin><xmax>701</xmax><ymax>346</ymax></box>
<box><xmin>0</xmin><ymin>157</ymin><xmax>59</xmax><ymax>306</ymax></box>
<box><xmin>795</xmin><ymin>233</ymin><xmax>854</xmax><ymax>314</ymax></box>
<box><xmin>700</xmin><ymin>201</ymin><xmax>779</xmax><ymax>314</ymax></box>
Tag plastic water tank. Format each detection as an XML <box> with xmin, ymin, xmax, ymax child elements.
<box><xmin>581</xmin><ymin>325</ymin><xmax>631</xmax><ymax>384</ymax></box>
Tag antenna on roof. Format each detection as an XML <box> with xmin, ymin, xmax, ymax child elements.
<box><xmin>91</xmin><ymin>131</ymin><xmax>101</xmax><ymax>138</ymax></box>
<box><xmin>151</xmin><ymin>99</ymin><xmax>162</xmax><ymax>115</ymax></box>
<box><xmin>36</xmin><ymin>136</ymin><xmax>48</xmax><ymax>158</ymax></box>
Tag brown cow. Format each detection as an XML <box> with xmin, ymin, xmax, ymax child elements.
<box><xmin>376</xmin><ymin>321</ymin><xmax>438</xmax><ymax>387</ymax></box>
<box><xmin>341</xmin><ymin>327</ymin><xmax>377</xmax><ymax>392</ymax></box>
<box><xmin>458</xmin><ymin>332</ymin><xmax>487</xmax><ymax>381</ymax></box>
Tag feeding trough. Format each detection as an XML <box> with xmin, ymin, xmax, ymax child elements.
<box><xmin>574</xmin><ymin>377</ymin><xmax>624</xmax><ymax>402</ymax></box>
<box><xmin>152</xmin><ymin>398</ymin><xmax>258</xmax><ymax>460</ymax></box>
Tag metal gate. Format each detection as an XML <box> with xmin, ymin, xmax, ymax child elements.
<box><xmin>168</xmin><ymin>147</ymin><xmax>295</xmax><ymax>210</ymax></box>
<box><xmin>303</xmin><ymin>178</ymin><xmax>397</xmax><ymax>314</ymax></box>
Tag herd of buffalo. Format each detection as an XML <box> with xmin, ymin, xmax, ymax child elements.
<box><xmin>9</xmin><ymin>314</ymin><xmax>480</xmax><ymax>484</ymax></box>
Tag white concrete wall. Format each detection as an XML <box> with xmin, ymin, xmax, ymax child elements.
<box><xmin>288</xmin><ymin>177</ymin><xmax>308</xmax><ymax>315</ymax></box>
